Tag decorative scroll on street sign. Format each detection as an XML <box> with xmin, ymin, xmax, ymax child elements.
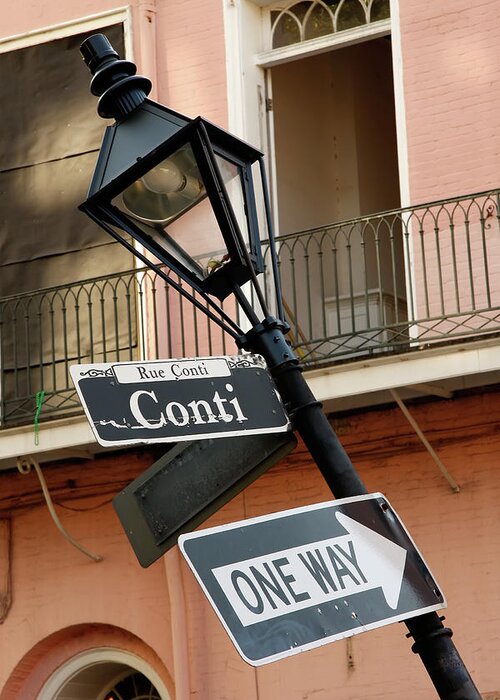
<box><xmin>179</xmin><ymin>493</ymin><xmax>446</xmax><ymax>666</ymax></box>
<box><xmin>70</xmin><ymin>355</ymin><xmax>290</xmax><ymax>447</ymax></box>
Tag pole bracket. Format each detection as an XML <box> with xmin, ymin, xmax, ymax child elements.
<box><xmin>237</xmin><ymin>316</ymin><xmax>298</xmax><ymax>369</ymax></box>
<box><xmin>410</xmin><ymin>625</ymin><xmax>454</xmax><ymax>655</ymax></box>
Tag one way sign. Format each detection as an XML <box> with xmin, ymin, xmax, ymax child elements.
<box><xmin>179</xmin><ymin>493</ymin><xmax>446</xmax><ymax>666</ymax></box>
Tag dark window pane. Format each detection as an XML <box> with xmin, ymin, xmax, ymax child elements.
<box><xmin>337</xmin><ymin>0</ymin><xmax>366</xmax><ymax>31</ymax></box>
<box><xmin>288</xmin><ymin>1</ymin><xmax>313</xmax><ymax>23</ymax></box>
<box><xmin>0</xmin><ymin>23</ymin><xmax>132</xmax><ymax>297</ymax></box>
<box><xmin>305</xmin><ymin>5</ymin><xmax>334</xmax><ymax>39</ymax></box>
<box><xmin>106</xmin><ymin>671</ymin><xmax>161</xmax><ymax>699</ymax></box>
<box><xmin>370</xmin><ymin>0</ymin><xmax>390</xmax><ymax>21</ymax></box>
<box><xmin>272</xmin><ymin>12</ymin><xmax>302</xmax><ymax>48</ymax></box>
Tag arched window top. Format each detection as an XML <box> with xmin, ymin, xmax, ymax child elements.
<box><xmin>270</xmin><ymin>0</ymin><xmax>390</xmax><ymax>49</ymax></box>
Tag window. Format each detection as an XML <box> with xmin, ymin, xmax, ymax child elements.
<box><xmin>270</xmin><ymin>0</ymin><xmax>390</xmax><ymax>49</ymax></box>
<box><xmin>0</xmin><ymin>22</ymin><xmax>137</xmax><ymax>424</ymax></box>
<box><xmin>0</xmin><ymin>22</ymin><xmax>129</xmax><ymax>296</ymax></box>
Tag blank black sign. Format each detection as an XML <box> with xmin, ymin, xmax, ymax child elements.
<box><xmin>113</xmin><ymin>431</ymin><xmax>297</xmax><ymax>567</ymax></box>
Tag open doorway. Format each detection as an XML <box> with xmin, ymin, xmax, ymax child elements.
<box><xmin>270</xmin><ymin>37</ymin><xmax>400</xmax><ymax>229</ymax></box>
<box><xmin>268</xmin><ymin>37</ymin><xmax>407</xmax><ymax>358</ymax></box>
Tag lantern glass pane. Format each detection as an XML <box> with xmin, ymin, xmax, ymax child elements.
<box><xmin>214</xmin><ymin>153</ymin><xmax>252</xmax><ymax>258</ymax></box>
<box><xmin>167</xmin><ymin>198</ymin><xmax>231</xmax><ymax>277</ymax></box>
<box><xmin>111</xmin><ymin>142</ymin><xmax>256</xmax><ymax>285</ymax></box>
<box><xmin>121</xmin><ymin>143</ymin><xmax>206</xmax><ymax>226</ymax></box>
<box><xmin>112</xmin><ymin>142</ymin><xmax>229</xmax><ymax>280</ymax></box>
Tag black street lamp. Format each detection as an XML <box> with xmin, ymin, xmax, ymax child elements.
<box><xmin>79</xmin><ymin>34</ymin><xmax>480</xmax><ymax>700</ymax></box>
<box><xmin>79</xmin><ymin>34</ymin><xmax>273</xmax><ymax>332</ymax></box>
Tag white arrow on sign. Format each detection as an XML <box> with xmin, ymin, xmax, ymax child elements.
<box><xmin>212</xmin><ymin>512</ymin><xmax>407</xmax><ymax>627</ymax></box>
<box><xmin>335</xmin><ymin>512</ymin><xmax>406</xmax><ymax>609</ymax></box>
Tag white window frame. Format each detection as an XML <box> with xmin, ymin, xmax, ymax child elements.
<box><xmin>37</xmin><ymin>647</ymin><xmax>171</xmax><ymax>700</ymax></box>
<box><xmin>0</xmin><ymin>7</ymin><xmax>132</xmax><ymax>56</ymax></box>
<box><xmin>257</xmin><ymin>18</ymin><xmax>391</xmax><ymax>67</ymax></box>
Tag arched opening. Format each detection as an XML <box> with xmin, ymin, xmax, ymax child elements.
<box><xmin>39</xmin><ymin>649</ymin><xmax>171</xmax><ymax>700</ymax></box>
<box><xmin>1</xmin><ymin>625</ymin><xmax>173</xmax><ymax>700</ymax></box>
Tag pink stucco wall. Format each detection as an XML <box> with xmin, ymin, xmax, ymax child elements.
<box><xmin>399</xmin><ymin>0</ymin><xmax>500</xmax><ymax>203</ymax></box>
<box><xmin>2</xmin><ymin>390</ymin><xmax>499</xmax><ymax>698</ymax></box>
<box><xmin>0</xmin><ymin>1</ymin><xmax>118</xmax><ymax>37</ymax></box>
<box><xmin>0</xmin><ymin>490</ymin><xmax>174</xmax><ymax>696</ymax></box>
<box><xmin>398</xmin><ymin>0</ymin><xmax>500</xmax><ymax>325</ymax></box>
<box><xmin>155</xmin><ymin>0</ymin><xmax>228</xmax><ymax>126</ymax></box>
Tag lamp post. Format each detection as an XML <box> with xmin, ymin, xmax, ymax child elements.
<box><xmin>79</xmin><ymin>34</ymin><xmax>480</xmax><ymax>700</ymax></box>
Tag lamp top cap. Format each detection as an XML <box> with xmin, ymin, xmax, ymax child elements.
<box><xmin>80</xmin><ymin>34</ymin><xmax>118</xmax><ymax>74</ymax></box>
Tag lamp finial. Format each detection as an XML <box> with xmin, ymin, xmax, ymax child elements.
<box><xmin>80</xmin><ymin>33</ymin><xmax>152</xmax><ymax>121</ymax></box>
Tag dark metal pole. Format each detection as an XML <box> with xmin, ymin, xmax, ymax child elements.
<box><xmin>238</xmin><ymin>316</ymin><xmax>481</xmax><ymax>700</ymax></box>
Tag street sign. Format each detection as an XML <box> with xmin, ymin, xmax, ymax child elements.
<box><xmin>179</xmin><ymin>493</ymin><xmax>446</xmax><ymax>666</ymax></box>
<box><xmin>70</xmin><ymin>354</ymin><xmax>289</xmax><ymax>447</ymax></box>
<box><xmin>113</xmin><ymin>431</ymin><xmax>297</xmax><ymax>567</ymax></box>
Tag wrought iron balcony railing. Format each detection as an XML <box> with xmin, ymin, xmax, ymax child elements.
<box><xmin>1</xmin><ymin>188</ymin><xmax>499</xmax><ymax>427</ymax></box>
<box><xmin>269</xmin><ymin>188</ymin><xmax>500</xmax><ymax>365</ymax></box>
